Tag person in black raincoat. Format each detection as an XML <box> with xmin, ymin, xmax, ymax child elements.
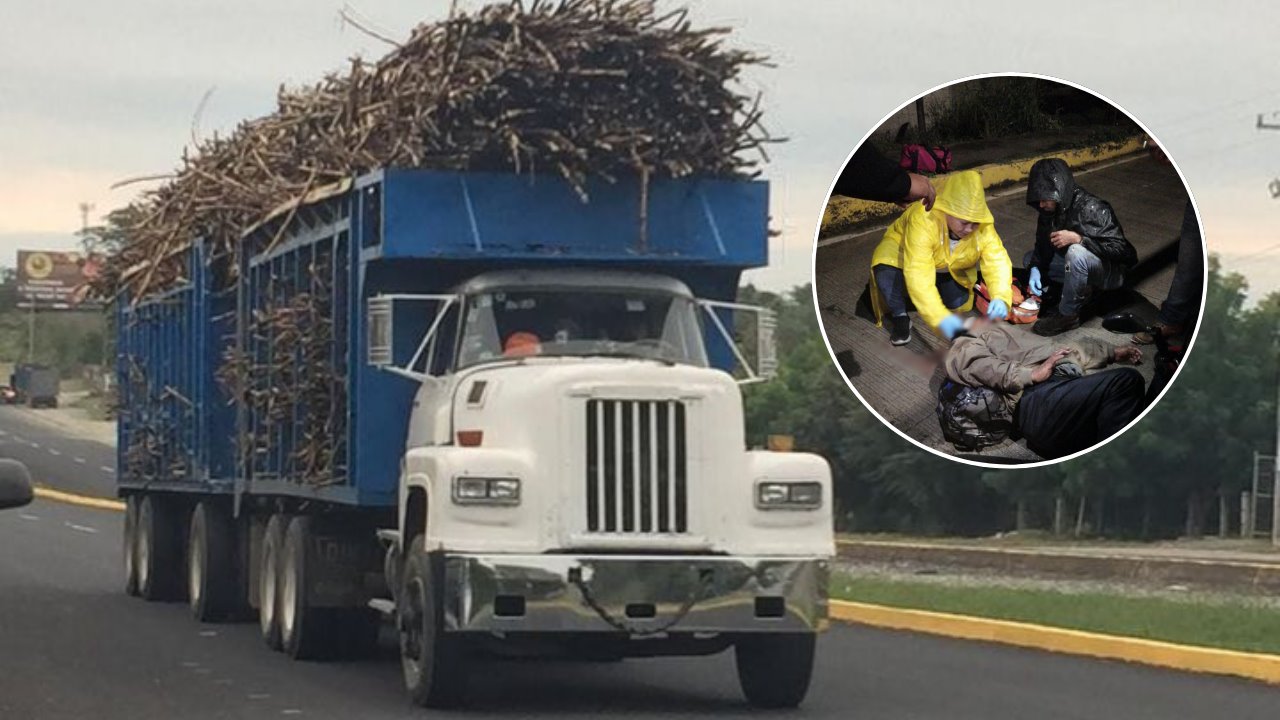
<box><xmin>1023</xmin><ymin>158</ymin><xmax>1138</xmax><ymax>337</ymax></box>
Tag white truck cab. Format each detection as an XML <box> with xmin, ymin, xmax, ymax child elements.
<box><xmin>369</xmin><ymin>267</ymin><xmax>833</xmax><ymax>708</ymax></box>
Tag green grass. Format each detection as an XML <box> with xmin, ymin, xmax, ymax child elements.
<box><xmin>833</xmin><ymin>574</ymin><xmax>1280</xmax><ymax>656</ymax></box>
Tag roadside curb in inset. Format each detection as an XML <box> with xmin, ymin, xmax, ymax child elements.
<box><xmin>822</xmin><ymin>136</ymin><xmax>1144</xmax><ymax>235</ymax></box>
<box><xmin>830</xmin><ymin>599</ymin><xmax>1280</xmax><ymax>686</ymax></box>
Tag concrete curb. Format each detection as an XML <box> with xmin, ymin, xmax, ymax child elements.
<box><xmin>34</xmin><ymin>485</ymin><xmax>125</xmax><ymax>512</ymax></box>
<box><xmin>830</xmin><ymin>599</ymin><xmax>1280</xmax><ymax>686</ymax></box>
<box><xmin>822</xmin><ymin>136</ymin><xmax>1144</xmax><ymax>234</ymax></box>
<box><xmin>836</xmin><ymin>538</ymin><xmax>1280</xmax><ymax>592</ymax></box>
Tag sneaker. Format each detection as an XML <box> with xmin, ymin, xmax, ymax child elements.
<box><xmin>1032</xmin><ymin>313</ymin><xmax>1079</xmax><ymax>337</ymax></box>
<box><xmin>890</xmin><ymin>315</ymin><xmax>912</xmax><ymax>345</ymax></box>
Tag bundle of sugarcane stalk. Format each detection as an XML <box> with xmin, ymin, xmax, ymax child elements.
<box><xmin>104</xmin><ymin>0</ymin><xmax>773</xmax><ymax>301</ymax></box>
<box><xmin>114</xmin><ymin>0</ymin><xmax>772</xmax><ymax>487</ymax></box>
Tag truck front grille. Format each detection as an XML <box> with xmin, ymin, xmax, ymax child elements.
<box><xmin>585</xmin><ymin>399</ymin><xmax>687</xmax><ymax>533</ymax></box>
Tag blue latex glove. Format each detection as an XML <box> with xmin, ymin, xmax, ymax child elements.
<box><xmin>987</xmin><ymin>299</ymin><xmax>1009</xmax><ymax>321</ymax></box>
<box><xmin>938</xmin><ymin>314</ymin><xmax>966</xmax><ymax>340</ymax></box>
<box><xmin>1028</xmin><ymin>267</ymin><xmax>1044</xmax><ymax>296</ymax></box>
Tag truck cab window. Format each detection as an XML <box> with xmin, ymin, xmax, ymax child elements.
<box><xmin>455</xmin><ymin>288</ymin><xmax>707</xmax><ymax>369</ymax></box>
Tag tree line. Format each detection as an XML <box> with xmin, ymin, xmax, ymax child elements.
<box><xmin>741</xmin><ymin>258</ymin><xmax>1275</xmax><ymax>540</ymax></box>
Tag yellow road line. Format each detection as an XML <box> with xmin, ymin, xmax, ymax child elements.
<box><xmin>831</xmin><ymin>599</ymin><xmax>1280</xmax><ymax>685</ymax></box>
<box><xmin>33</xmin><ymin>486</ymin><xmax>125</xmax><ymax>512</ymax></box>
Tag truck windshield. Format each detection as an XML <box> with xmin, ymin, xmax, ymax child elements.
<box><xmin>455</xmin><ymin>288</ymin><xmax>708</xmax><ymax>369</ymax></box>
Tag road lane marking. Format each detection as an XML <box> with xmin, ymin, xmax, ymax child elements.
<box><xmin>830</xmin><ymin>600</ymin><xmax>1280</xmax><ymax>685</ymax></box>
<box><xmin>101</xmin><ymin>466</ymin><xmax>114</xmax><ymax>474</ymax></box>
<box><xmin>32</xmin><ymin>486</ymin><xmax>125</xmax><ymax>512</ymax></box>
<box><xmin>29</xmin><ymin>442</ymin><xmax>39</xmax><ymax>448</ymax></box>
<box><xmin>64</xmin><ymin>521</ymin><xmax>98</xmax><ymax>534</ymax></box>
<box><xmin>18</xmin><ymin>513</ymin><xmax>38</xmax><ymax>521</ymax></box>
<box><xmin>0</xmin><ymin>429</ymin><xmax>8</xmax><ymax>435</ymax></box>
<box><xmin>74</xmin><ymin>457</ymin><xmax>86</xmax><ymax>464</ymax></box>
<box><xmin>48</xmin><ymin>448</ymin><xmax>61</xmax><ymax>456</ymax></box>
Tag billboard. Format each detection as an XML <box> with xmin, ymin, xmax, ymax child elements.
<box><xmin>16</xmin><ymin>250</ymin><xmax>105</xmax><ymax>310</ymax></box>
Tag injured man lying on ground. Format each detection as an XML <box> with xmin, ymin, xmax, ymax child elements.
<box><xmin>938</xmin><ymin>317</ymin><xmax>1145</xmax><ymax>460</ymax></box>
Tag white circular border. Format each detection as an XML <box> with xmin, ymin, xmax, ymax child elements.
<box><xmin>810</xmin><ymin>71</ymin><xmax>1210</xmax><ymax>471</ymax></box>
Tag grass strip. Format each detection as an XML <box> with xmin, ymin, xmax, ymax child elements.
<box><xmin>833</xmin><ymin>574</ymin><xmax>1280</xmax><ymax>656</ymax></box>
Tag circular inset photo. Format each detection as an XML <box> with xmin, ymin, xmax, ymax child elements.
<box><xmin>813</xmin><ymin>74</ymin><xmax>1205</xmax><ymax>467</ymax></box>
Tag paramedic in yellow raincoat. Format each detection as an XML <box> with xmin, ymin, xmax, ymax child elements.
<box><xmin>870</xmin><ymin>170</ymin><xmax>1013</xmax><ymax>345</ymax></box>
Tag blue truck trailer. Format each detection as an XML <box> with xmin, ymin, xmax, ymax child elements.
<box><xmin>117</xmin><ymin>169</ymin><xmax>834</xmax><ymax>708</ymax></box>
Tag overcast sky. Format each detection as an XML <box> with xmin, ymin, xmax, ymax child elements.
<box><xmin>4</xmin><ymin>1</ymin><xmax>1280</xmax><ymax>295</ymax></box>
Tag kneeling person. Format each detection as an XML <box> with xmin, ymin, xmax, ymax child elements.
<box><xmin>871</xmin><ymin>170</ymin><xmax>1014</xmax><ymax>345</ymax></box>
<box><xmin>945</xmin><ymin>317</ymin><xmax>1145</xmax><ymax>459</ymax></box>
<box><xmin>1024</xmin><ymin>158</ymin><xmax>1138</xmax><ymax>337</ymax></box>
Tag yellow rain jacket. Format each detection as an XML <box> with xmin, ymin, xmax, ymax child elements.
<box><xmin>870</xmin><ymin>171</ymin><xmax>1013</xmax><ymax>331</ymax></box>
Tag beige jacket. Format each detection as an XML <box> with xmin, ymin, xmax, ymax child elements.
<box><xmin>944</xmin><ymin>325</ymin><xmax>1116</xmax><ymax>400</ymax></box>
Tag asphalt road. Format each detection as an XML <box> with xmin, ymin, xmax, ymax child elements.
<box><xmin>0</xmin><ymin>406</ymin><xmax>116</xmax><ymax>498</ymax></box>
<box><xmin>0</xmin><ymin>419</ymin><xmax>1277</xmax><ymax>718</ymax></box>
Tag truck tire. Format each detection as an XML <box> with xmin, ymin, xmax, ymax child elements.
<box><xmin>188</xmin><ymin>502</ymin><xmax>236</xmax><ymax>622</ymax></box>
<box><xmin>259</xmin><ymin>514</ymin><xmax>287</xmax><ymax>650</ymax></box>
<box><xmin>123</xmin><ymin>496</ymin><xmax>140</xmax><ymax>596</ymax></box>
<box><xmin>280</xmin><ymin>515</ymin><xmax>332</xmax><ymax>660</ymax></box>
<box><xmin>137</xmin><ymin>495</ymin><xmax>185</xmax><ymax>602</ymax></box>
<box><xmin>399</xmin><ymin>542</ymin><xmax>468</xmax><ymax>708</ymax></box>
<box><xmin>734</xmin><ymin>633</ymin><xmax>816</xmax><ymax>709</ymax></box>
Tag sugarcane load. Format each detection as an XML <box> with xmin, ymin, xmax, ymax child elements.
<box><xmin>111</xmin><ymin>1</ymin><xmax>834</xmax><ymax>709</ymax></box>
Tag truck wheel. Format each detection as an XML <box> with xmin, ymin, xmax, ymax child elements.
<box><xmin>188</xmin><ymin>502</ymin><xmax>235</xmax><ymax>622</ymax></box>
<box><xmin>259</xmin><ymin>514</ymin><xmax>287</xmax><ymax>650</ymax></box>
<box><xmin>399</xmin><ymin>542</ymin><xmax>467</xmax><ymax>708</ymax></box>
<box><xmin>137</xmin><ymin>495</ymin><xmax>185</xmax><ymax>601</ymax></box>
<box><xmin>280</xmin><ymin>515</ymin><xmax>332</xmax><ymax>660</ymax></box>
<box><xmin>123</xmin><ymin>496</ymin><xmax>140</xmax><ymax>596</ymax></box>
<box><xmin>734</xmin><ymin>633</ymin><xmax>816</xmax><ymax>709</ymax></box>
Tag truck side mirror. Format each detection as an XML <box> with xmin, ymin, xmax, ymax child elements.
<box><xmin>0</xmin><ymin>459</ymin><xmax>34</xmax><ymax>510</ymax></box>
<box><xmin>366</xmin><ymin>294</ymin><xmax>459</xmax><ymax>382</ymax></box>
<box><xmin>699</xmin><ymin>300</ymin><xmax>778</xmax><ymax>384</ymax></box>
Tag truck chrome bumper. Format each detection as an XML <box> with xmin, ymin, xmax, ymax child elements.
<box><xmin>442</xmin><ymin>554</ymin><xmax>828</xmax><ymax>634</ymax></box>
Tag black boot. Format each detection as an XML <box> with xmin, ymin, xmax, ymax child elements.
<box><xmin>1033</xmin><ymin>313</ymin><xmax>1079</xmax><ymax>337</ymax></box>
<box><xmin>889</xmin><ymin>315</ymin><xmax>912</xmax><ymax>345</ymax></box>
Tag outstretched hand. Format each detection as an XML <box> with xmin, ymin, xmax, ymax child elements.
<box><xmin>899</xmin><ymin>173</ymin><xmax>936</xmax><ymax>211</ymax></box>
<box><xmin>1113</xmin><ymin>345</ymin><xmax>1143</xmax><ymax>365</ymax></box>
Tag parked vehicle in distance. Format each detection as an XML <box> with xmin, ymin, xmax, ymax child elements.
<box><xmin>11</xmin><ymin>363</ymin><xmax>59</xmax><ymax>408</ymax></box>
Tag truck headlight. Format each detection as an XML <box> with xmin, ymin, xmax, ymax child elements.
<box><xmin>755</xmin><ymin>481</ymin><xmax>822</xmax><ymax>510</ymax></box>
<box><xmin>453</xmin><ymin>477</ymin><xmax>521</xmax><ymax>505</ymax></box>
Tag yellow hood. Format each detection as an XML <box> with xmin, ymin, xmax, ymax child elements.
<box><xmin>933</xmin><ymin>171</ymin><xmax>994</xmax><ymax>225</ymax></box>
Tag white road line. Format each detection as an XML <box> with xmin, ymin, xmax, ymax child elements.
<box><xmin>0</xmin><ymin>429</ymin><xmax>8</xmax><ymax>435</ymax></box>
<box><xmin>74</xmin><ymin>457</ymin><xmax>86</xmax><ymax>464</ymax></box>
<box><xmin>29</xmin><ymin>442</ymin><xmax>39</xmax><ymax>449</ymax></box>
<box><xmin>18</xmin><ymin>513</ymin><xmax>38</xmax><ymax>521</ymax></box>
<box><xmin>100</xmin><ymin>466</ymin><xmax>114</xmax><ymax>474</ymax></box>
<box><xmin>12</xmin><ymin>436</ymin><xmax>25</xmax><ymax>444</ymax></box>
<box><xmin>48</xmin><ymin>448</ymin><xmax>61</xmax><ymax>456</ymax></box>
<box><xmin>64</xmin><ymin>521</ymin><xmax>98</xmax><ymax>534</ymax></box>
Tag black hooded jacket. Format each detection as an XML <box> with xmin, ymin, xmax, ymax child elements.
<box><xmin>1026</xmin><ymin>158</ymin><xmax>1137</xmax><ymax>272</ymax></box>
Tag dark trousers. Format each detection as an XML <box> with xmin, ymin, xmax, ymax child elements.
<box><xmin>1157</xmin><ymin>202</ymin><xmax>1203</xmax><ymax>327</ymax></box>
<box><xmin>1015</xmin><ymin>368</ymin><xmax>1145</xmax><ymax>459</ymax></box>
<box><xmin>872</xmin><ymin>264</ymin><xmax>968</xmax><ymax>317</ymax></box>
